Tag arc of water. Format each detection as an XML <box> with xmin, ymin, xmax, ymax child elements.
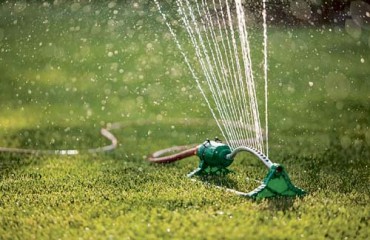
<box><xmin>204</xmin><ymin>0</ymin><xmax>254</xmax><ymax>148</ymax></box>
<box><xmin>262</xmin><ymin>0</ymin><xmax>269</xmax><ymax>157</ymax></box>
<box><xmin>195</xmin><ymin>1</ymin><xmax>241</xmax><ymax>145</ymax></box>
<box><xmin>177</xmin><ymin>0</ymin><xmax>237</xmax><ymax>145</ymax></box>
<box><xmin>216</xmin><ymin>0</ymin><xmax>252</xmax><ymax>149</ymax></box>
<box><xmin>180</xmin><ymin>0</ymin><xmax>251</xmax><ymax>149</ymax></box>
<box><xmin>185</xmin><ymin>0</ymin><xmax>254</xmax><ymax>150</ymax></box>
<box><xmin>234</xmin><ymin>0</ymin><xmax>264</xmax><ymax>152</ymax></box>
<box><xmin>193</xmin><ymin>0</ymin><xmax>246</xmax><ymax>147</ymax></box>
<box><xmin>153</xmin><ymin>0</ymin><xmax>228</xmax><ymax>142</ymax></box>
<box><xmin>212</xmin><ymin>0</ymin><xmax>256</xmax><ymax>148</ymax></box>
<box><xmin>224</xmin><ymin>0</ymin><xmax>263</xmax><ymax>150</ymax></box>
<box><xmin>154</xmin><ymin>0</ymin><xmax>268</xmax><ymax>154</ymax></box>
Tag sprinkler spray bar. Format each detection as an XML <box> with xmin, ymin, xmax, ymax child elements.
<box><xmin>227</xmin><ymin>146</ymin><xmax>273</xmax><ymax>169</ymax></box>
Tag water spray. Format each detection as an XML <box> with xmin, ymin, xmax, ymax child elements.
<box><xmin>147</xmin><ymin>0</ymin><xmax>308</xmax><ymax>198</ymax></box>
<box><xmin>148</xmin><ymin>138</ymin><xmax>306</xmax><ymax>199</ymax></box>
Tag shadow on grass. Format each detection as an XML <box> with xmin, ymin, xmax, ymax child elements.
<box><xmin>264</xmin><ymin>197</ymin><xmax>296</xmax><ymax>211</ymax></box>
<box><xmin>196</xmin><ymin>174</ymin><xmax>239</xmax><ymax>189</ymax></box>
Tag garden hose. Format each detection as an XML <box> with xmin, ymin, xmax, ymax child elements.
<box><xmin>0</xmin><ymin>123</ymin><xmax>119</xmax><ymax>155</ymax></box>
<box><xmin>147</xmin><ymin>145</ymin><xmax>198</xmax><ymax>163</ymax></box>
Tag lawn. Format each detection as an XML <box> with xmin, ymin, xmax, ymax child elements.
<box><xmin>0</xmin><ymin>1</ymin><xmax>369</xmax><ymax>239</ymax></box>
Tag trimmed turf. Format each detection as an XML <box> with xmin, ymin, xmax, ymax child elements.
<box><xmin>0</xmin><ymin>1</ymin><xmax>369</xmax><ymax>239</ymax></box>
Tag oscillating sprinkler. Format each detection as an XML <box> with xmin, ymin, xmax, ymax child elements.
<box><xmin>148</xmin><ymin>138</ymin><xmax>306</xmax><ymax>199</ymax></box>
<box><xmin>151</xmin><ymin>0</ymin><xmax>302</xmax><ymax>199</ymax></box>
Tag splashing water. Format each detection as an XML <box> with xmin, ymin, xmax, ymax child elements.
<box><xmin>155</xmin><ymin>0</ymin><xmax>269</xmax><ymax>155</ymax></box>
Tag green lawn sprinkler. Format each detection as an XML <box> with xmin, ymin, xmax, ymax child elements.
<box><xmin>148</xmin><ymin>139</ymin><xmax>306</xmax><ymax>199</ymax></box>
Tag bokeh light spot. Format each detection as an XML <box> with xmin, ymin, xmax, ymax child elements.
<box><xmin>325</xmin><ymin>72</ymin><xmax>350</xmax><ymax>101</ymax></box>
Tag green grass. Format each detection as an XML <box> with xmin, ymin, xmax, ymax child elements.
<box><xmin>0</xmin><ymin>1</ymin><xmax>369</xmax><ymax>239</ymax></box>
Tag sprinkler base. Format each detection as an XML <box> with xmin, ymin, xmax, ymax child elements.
<box><xmin>246</xmin><ymin>164</ymin><xmax>306</xmax><ymax>199</ymax></box>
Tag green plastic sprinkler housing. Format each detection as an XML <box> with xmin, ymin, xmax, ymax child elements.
<box><xmin>246</xmin><ymin>163</ymin><xmax>306</xmax><ymax>199</ymax></box>
<box><xmin>188</xmin><ymin>139</ymin><xmax>306</xmax><ymax>199</ymax></box>
<box><xmin>195</xmin><ymin>139</ymin><xmax>233</xmax><ymax>175</ymax></box>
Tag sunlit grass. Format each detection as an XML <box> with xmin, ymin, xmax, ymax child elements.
<box><xmin>0</xmin><ymin>1</ymin><xmax>369</xmax><ymax>240</ymax></box>
<box><xmin>0</xmin><ymin>109</ymin><xmax>40</xmax><ymax>130</ymax></box>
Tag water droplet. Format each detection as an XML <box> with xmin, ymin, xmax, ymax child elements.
<box><xmin>14</xmin><ymin>2</ymin><xmax>27</xmax><ymax>13</ymax></box>
<box><xmin>0</xmin><ymin>29</ymin><xmax>4</xmax><ymax>41</ymax></box>
<box><xmin>325</xmin><ymin>72</ymin><xmax>350</xmax><ymax>100</ymax></box>
<box><xmin>216</xmin><ymin>210</ymin><xmax>224</xmax><ymax>215</ymax></box>
<box><xmin>108</xmin><ymin>2</ymin><xmax>116</xmax><ymax>9</ymax></box>
<box><xmin>290</xmin><ymin>0</ymin><xmax>311</xmax><ymax>21</ymax></box>
<box><xmin>146</xmin><ymin>43</ymin><xmax>154</xmax><ymax>51</ymax></box>
<box><xmin>156</xmin><ymin>115</ymin><xmax>163</xmax><ymax>121</ymax></box>
<box><xmin>345</xmin><ymin>19</ymin><xmax>361</xmax><ymax>39</ymax></box>
<box><xmin>365</xmin><ymin>129</ymin><xmax>370</xmax><ymax>145</ymax></box>
<box><xmin>83</xmin><ymin>5</ymin><xmax>91</xmax><ymax>13</ymax></box>
<box><xmin>71</xmin><ymin>2</ymin><xmax>81</xmax><ymax>12</ymax></box>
